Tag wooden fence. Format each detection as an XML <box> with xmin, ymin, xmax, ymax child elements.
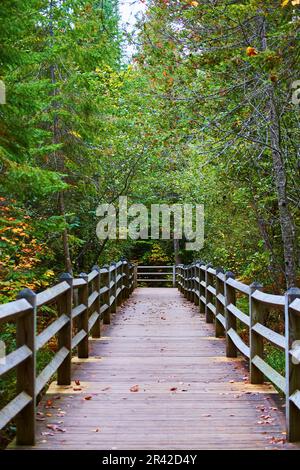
<box><xmin>176</xmin><ymin>262</ymin><xmax>300</xmax><ymax>442</ymax></box>
<box><xmin>136</xmin><ymin>265</ymin><xmax>176</xmax><ymax>287</ymax></box>
<box><xmin>0</xmin><ymin>259</ymin><xmax>135</xmax><ymax>445</ymax></box>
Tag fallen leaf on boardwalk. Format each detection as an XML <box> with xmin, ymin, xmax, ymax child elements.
<box><xmin>73</xmin><ymin>387</ymin><xmax>82</xmax><ymax>391</ymax></box>
<box><xmin>57</xmin><ymin>427</ymin><xmax>66</xmax><ymax>433</ymax></box>
<box><xmin>75</xmin><ymin>380</ymin><xmax>80</xmax><ymax>386</ymax></box>
<box><xmin>161</xmin><ymin>316</ymin><xmax>166</xmax><ymax>320</ymax></box>
<box><xmin>94</xmin><ymin>428</ymin><xmax>100</xmax><ymax>432</ymax></box>
<box><xmin>202</xmin><ymin>414</ymin><xmax>212</xmax><ymax>417</ymax></box>
<box><xmin>269</xmin><ymin>437</ymin><xmax>286</xmax><ymax>445</ymax></box>
<box><xmin>45</xmin><ymin>400</ymin><xmax>53</xmax><ymax>407</ymax></box>
<box><xmin>229</xmin><ymin>380</ymin><xmax>234</xmax><ymax>383</ymax></box>
<box><xmin>41</xmin><ymin>432</ymin><xmax>54</xmax><ymax>437</ymax></box>
<box><xmin>37</xmin><ymin>411</ymin><xmax>44</xmax><ymax>416</ymax></box>
<box><xmin>102</xmin><ymin>387</ymin><xmax>111</xmax><ymax>391</ymax></box>
<box><xmin>46</xmin><ymin>413</ymin><xmax>52</xmax><ymax>417</ymax></box>
<box><xmin>170</xmin><ymin>387</ymin><xmax>177</xmax><ymax>392</ymax></box>
<box><xmin>47</xmin><ymin>424</ymin><xmax>58</xmax><ymax>431</ymax></box>
<box><xmin>84</xmin><ymin>395</ymin><xmax>93</xmax><ymax>400</ymax></box>
<box><xmin>130</xmin><ymin>385</ymin><xmax>139</xmax><ymax>392</ymax></box>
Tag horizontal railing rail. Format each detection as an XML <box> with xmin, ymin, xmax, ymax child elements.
<box><xmin>176</xmin><ymin>261</ymin><xmax>300</xmax><ymax>442</ymax></box>
<box><xmin>136</xmin><ymin>265</ymin><xmax>176</xmax><ymax>287</ymax></box>
<box><xmin>0</xmin><ymin>259</ymin><xmax>135</xmax><ymax>445</ymax></box>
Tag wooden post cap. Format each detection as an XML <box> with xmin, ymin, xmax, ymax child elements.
<box><xmin>17</xmin><ymin>288</ymin><xmax>36</xmax><ymax>305</ymax></box>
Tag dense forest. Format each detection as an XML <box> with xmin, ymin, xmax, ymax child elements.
<box><xmin>0</xmin><ymin>0</ymin><xmax>300</xmax><ymax>449</ymax></box>
<box><xmin>0</xmin><ymin>0</ymin><xmax>299</xmax><ymax>303</ymax></box>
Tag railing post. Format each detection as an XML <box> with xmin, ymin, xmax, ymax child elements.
<box><xmin>224</xmin><ymin>272</ymin><xmax>237</xmax><ymax>357</ymax></box>
<box><xmin>119</xmin><ymin>259</ymin><xmax>125</xmax><ymax>303</ymax></box>
<box><xmin>205</xmin><ymin>263</ymin><xmax>214</xmax><ymax>324</ymax></box>
<box><xmin>179</xmin><ymin>265</ymin><xmax>184</xmax><ymax>293</ymax></box>
<box><xmin>188</xmin><ymin>265</ymin><xmax>193</xmax><ymax>302</ymax></box>
<box><xmin>134</xmin><ymin>265</ymin><xmax>138</xmax><ymax>289</ymax></box>
<box><xmin>122</xmin><ymin>259</ymin><xmax>129</xmax><ymax>300</ymax></box>
<box><xmin>285</xmin><ymin>287</ymin><xmax>300</xmax><ymax>442</ymax></box>
<box><xmin>199</xmin><ymin>262</ymin><xmax>206</xmax><ymax>315</ymax></box>
<box><xmin>91</xmin><ymin>266</ymin><xmax>101</xmax><ymax>338</ymax></box>
<box><xmin>110</xmin><ymin>262</ymin><xmax>117</xmax><ymax>314</ymax></box>
<box><xmin>16</xmin><ymin>288</ymin><xmax>37</xmax><ymax>446</ymax></box>
<box><xmin>250</xmin><ymin>281</ymin><xmax>264</xmax><ymax>384</ymax></box>
<box><xmin>117</xmin><ymin>262</ymin><xmax>123</xmax><ymax>307</ymax></box>
<box><xmin>172</xmin><ymin>265</ymin><xmax>176</xmax><ymax>288</ymax></box>
<box><xmin>196</xmin><ymin>261</ymin><xmax>201</xmax><ymax>306</ymax></box>
<box><xmin>128</xmin><ymin>263</ymin><xmax>134</xmax><ymax>294</ymax></box>
<box><xmin>183</xmin><ymin>266</ymin><xmax>187</xmax><ymax>298</ymax></box>
<box><xmin>57</xmin><ymin>273</ymin><xmax>73</xmax><ymax>386</ymax></box>
<box><xmin>78</xmin><ymin>273</ymin><xmax>89</xmax><ymax>358</ymax></box>
<box><xmin>102</xmin><ymin>265</ymin><xmax>111</xmax><ymax>324</ymax></box>
<box><xmin>215</xmin><ymin>268</ymin><xmax>225</xmax><ymax>338</ymax></box>
<box><xmin>193</xmin><ymin>262</ymin><xmax>199</xmax><ymax>305</ymax></box>
<box><xmin>115</xmin><ymin>263</ymin><xmax>120</xmax><ymax>307</ymax></box>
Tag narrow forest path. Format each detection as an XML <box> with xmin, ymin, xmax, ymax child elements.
<box><xmin>20</xmin><ymin>288</ymin><xmax>298</xmax><ymax>450</ymax></box>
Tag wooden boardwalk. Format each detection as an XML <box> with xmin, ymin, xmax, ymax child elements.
<box><xmin>25</xmin><ymin>288</ymin><xmax>297</xmax><ymax>450</ymax></box>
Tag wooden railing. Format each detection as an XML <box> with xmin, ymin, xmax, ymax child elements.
<box><xmin>176</xmin><ymin>262</ymin><xmax>300</xmax><ymax>442</ymax></box>
<box><xmin>0</xmin><ymin>259</ymin><xmax>135</xmax><ymax>445</ymax></box>
<box><xmin>136</xmin><ymin>265</ymin><xmax>176</xmax><ymax>287</ymax></box>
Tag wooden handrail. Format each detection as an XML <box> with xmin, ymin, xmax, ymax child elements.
<box><xmin>176</xmin><ymin>262</ymin><xmax>300</xmax><ymax>442</ymax></box>
<box><xmin>136</xmin><ymin>265</ymin><xmax>176</xmax><ymax>287</ymax></box>
<box><xmin>0</xmin><ymin>259</ymin><xmax>136</xmax><ymax>445</ymax></box>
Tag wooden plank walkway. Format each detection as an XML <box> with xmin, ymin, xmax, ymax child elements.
<box><xmin>23</xmin><ymin>288</ymin><xmax>298</xmax><ymax>450</ymax></box>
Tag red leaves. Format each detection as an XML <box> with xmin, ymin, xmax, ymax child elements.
<box><xmin>269</xmin><ymin>436</ymin><xmax>286</xmax><ymax>445</ymax></box>
<box><xmin>130</xmin><ymin>385</ymin><xmax>139</xmax><ymax>392</ymax></box>
<box><xmin>170</xmin><ymin>387</ymin><xmax>177</xmax><ymax>392</ymax></box>
<box><xmin>84</xmin><ymin>395</ymin><xmax>93</xmax><ymax>400</ymax></box>
<box><xmin>75</xmin><ymin>380</ymin><xmax>80</xmax><ymax>386</ymax></box>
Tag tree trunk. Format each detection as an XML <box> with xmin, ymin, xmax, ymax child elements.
<box><xmin>174</xmin><ymin>238</ymin><xmax>181</xmax><ymax>265</ymax></box>
<box><xmin>50</xmin><ymin>0</ymin><xmax>73</xmax><ymax>274</ymax></box>
<box><xmin>259</xmin><ymin>14</ymin><xmax>297</xmax><ymax>287</ymax></box>
<box><xmin>268</xmin><ymin>87</ymin><xmax>297</xmax><ymax>287</ymax></box>
<box><xmin>59</xmin><ymin>192</ymin><xmax>73</xmax><ymax>275</ymax></box>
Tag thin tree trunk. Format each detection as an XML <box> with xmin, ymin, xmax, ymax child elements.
<box><xmin>268</xmin><ymin>87</ymin><xmax>297</xmax><ymax>287</ymax></box>
<box><xmin>50</xmin><ymin>0</ymin><xmax>73</xmax><ymax>274</ymax></box>
<box><xmin>174</xmin><ymin>238</ymin><xmax>181</xmax><ymax>265</ymax></box>
<box><xmin>59</xmin><ymin>192</ymin><xmax>73</xmax><ymax>274</ymax></box>
<box><xmin>259</xmin><ymin>14</ymin><xmax>297</xmax><ymax>287</ymax></box>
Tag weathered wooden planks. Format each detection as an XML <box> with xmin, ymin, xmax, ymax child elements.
<box><xmin>16</xmin><ymin>288</ymin><xmax>299</xmax><ymax>450</ymax></box>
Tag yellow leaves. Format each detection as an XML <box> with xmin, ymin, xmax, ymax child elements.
<box><xmin>281</xmin><ymin>0</ymin><xmax>300</xmax><ymax>6</ymax></box>
<box><xmin>69</xmin><ymin>130</ymin><xmax>82</xmax><ymax>139</ymax></box>
<box><xmin>189</xmin><ymin>1</ymin><xmax>199</xmax><ymax>6</ymax></box>
<box><xmin>44</xmin><ymin>270</ymin><xmax>55</xmax><ymax>278</ymax></box>
<box><xmin>246</xmin><ymin>47</ymin><xmax>258</xmax><ymax>57</ymax></box>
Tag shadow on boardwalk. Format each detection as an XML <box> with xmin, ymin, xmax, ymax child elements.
<box><xmin>16</xmin><ymin>288</ymin><xmax>299</xmax><ymax>450</ymax></box>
